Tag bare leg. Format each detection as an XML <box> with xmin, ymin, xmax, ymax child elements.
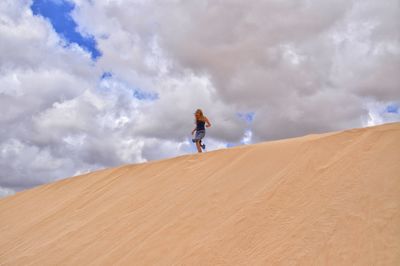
<box><xmin>195</xmin><ymin>141</ymin><xmax>202</xmax><ymax>153</ymax></box>
<box><xmin>199</xmin><ymin>140</ymin><xmax>205</xmax><ymax>149</ymax></box>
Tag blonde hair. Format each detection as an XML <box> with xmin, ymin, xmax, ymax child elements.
<box><xmin>195</xmin><ymin>109</ymin><xmax>205</xmax><ymax>122</ymax></box>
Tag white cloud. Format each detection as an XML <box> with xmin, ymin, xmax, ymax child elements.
<box><xmin>365</xmin><ymin>101</ymin><xmax>400</xmax><ymax>127</ymax></box>
<box><xmin>0</xmin><ymin>186</ymin><xmax>15</xmax><ymax>198</ymax></box>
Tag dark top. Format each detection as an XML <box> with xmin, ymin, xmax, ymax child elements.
<box><xmin>196</xmin><ymin>120</ymin><xmax>205</xmax><ymax>131</ymax></box>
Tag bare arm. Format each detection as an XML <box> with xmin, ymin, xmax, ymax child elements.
<box><xmin>192</xmin><ymin>123</ymin><xmax>197</xmax><ymax>135</ymax></box>
<box><xmin>205</xmin><ymin>117</ymin><xmax>211</xmax><ymax>128</ymax></box>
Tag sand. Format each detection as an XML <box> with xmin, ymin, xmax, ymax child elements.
<box><xmin>0</xmin><ymin>123</ymin><xmax>399</xmax><ymax>265</ymax></box>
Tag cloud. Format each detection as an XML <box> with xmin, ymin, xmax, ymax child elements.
<box><xmin>0</xmin><ymin>186</ymin><xmax>15</xmax><ymax>198</ymax></box>
<box><xmin>366</xmin><ymin>102</ymin><xmax>400</xmax><ymax>126</ymax></box>
<box><xmin>0</xmin><ymin>0</ymin><xmax>399</xmax><ymax>196</ymax></box>
<box><xmin>72</xmin><ymin>0</ymin><xmax>399</xmax><ymax>138</ymax></box>
<box><xmin>0</xmin><ymin>1</ymin><xmax>151</xmax><ymax>193</ymax></box>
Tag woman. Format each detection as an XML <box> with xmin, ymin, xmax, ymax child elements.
<box><xmin>192</xmin><ymin>109</ymin><xmax>211</xmax><ymax>153</ymax></box>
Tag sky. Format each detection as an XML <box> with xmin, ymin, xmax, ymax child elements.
<box><xmin>0</xmin><ymin>0</ymin><xmax>399</xmax><ymax>197</ymax></box>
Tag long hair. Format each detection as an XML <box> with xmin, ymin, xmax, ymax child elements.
<box><xmin>194</xmin><ymin>109</ymin><xmax>205</xmax><ymax>122</ymax></box>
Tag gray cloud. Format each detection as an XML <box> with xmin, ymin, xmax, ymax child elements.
<box><xmin>149</xmin><ymin>0</ymin><xmax>399</xmax><ymax>139</ymax></box>
<box><xmin>73</xmin><ymin>0</ymin><xmax>399</xmax><ymax>139</ymax></box>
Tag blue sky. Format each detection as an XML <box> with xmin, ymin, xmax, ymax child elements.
<box><xmin>237</xmin><ymin>112</ymin><xmax>255</xmax><ymax>124</ymax></box>
<box><xmin>31</xmin><ymin>0</ymin><xmax>101</xmax><ymax>59</ymax></box>
<box><xmin>100</xmin><ymin>72</ymin><xmax>159</xmax><ymax>101</ymax></box>
<box><xmin>386</xmin><ymin>104</ymin><xmax>399</xmax><ymax>114</ymax></box>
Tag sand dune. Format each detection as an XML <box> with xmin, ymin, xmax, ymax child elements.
<box><xmin>0</xmin><ymin>123</ymin><xmax>399</xmax><ymax>265</ymax></box>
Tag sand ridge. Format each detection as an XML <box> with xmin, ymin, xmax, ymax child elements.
<box><xmin>0</xmin><ymin>123</ymin><xmax>399</xmax><ymax>265</ymax></box>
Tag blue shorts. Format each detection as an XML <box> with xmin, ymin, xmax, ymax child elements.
<box><xmin>192</xmin><ymin>130</ymin><xmax>205</xmax><ymax>142</ymax></box>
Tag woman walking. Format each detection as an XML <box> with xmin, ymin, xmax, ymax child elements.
<box><xmin>192</xmin><ymin>109</ymin><xmax>211</xmax><ymax>153</ymax></box>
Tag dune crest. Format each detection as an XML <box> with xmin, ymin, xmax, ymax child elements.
<box><xmin>1</xmin><ymin>123</ymin><xmax>399</xmax><ymax>265</ymax></box>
